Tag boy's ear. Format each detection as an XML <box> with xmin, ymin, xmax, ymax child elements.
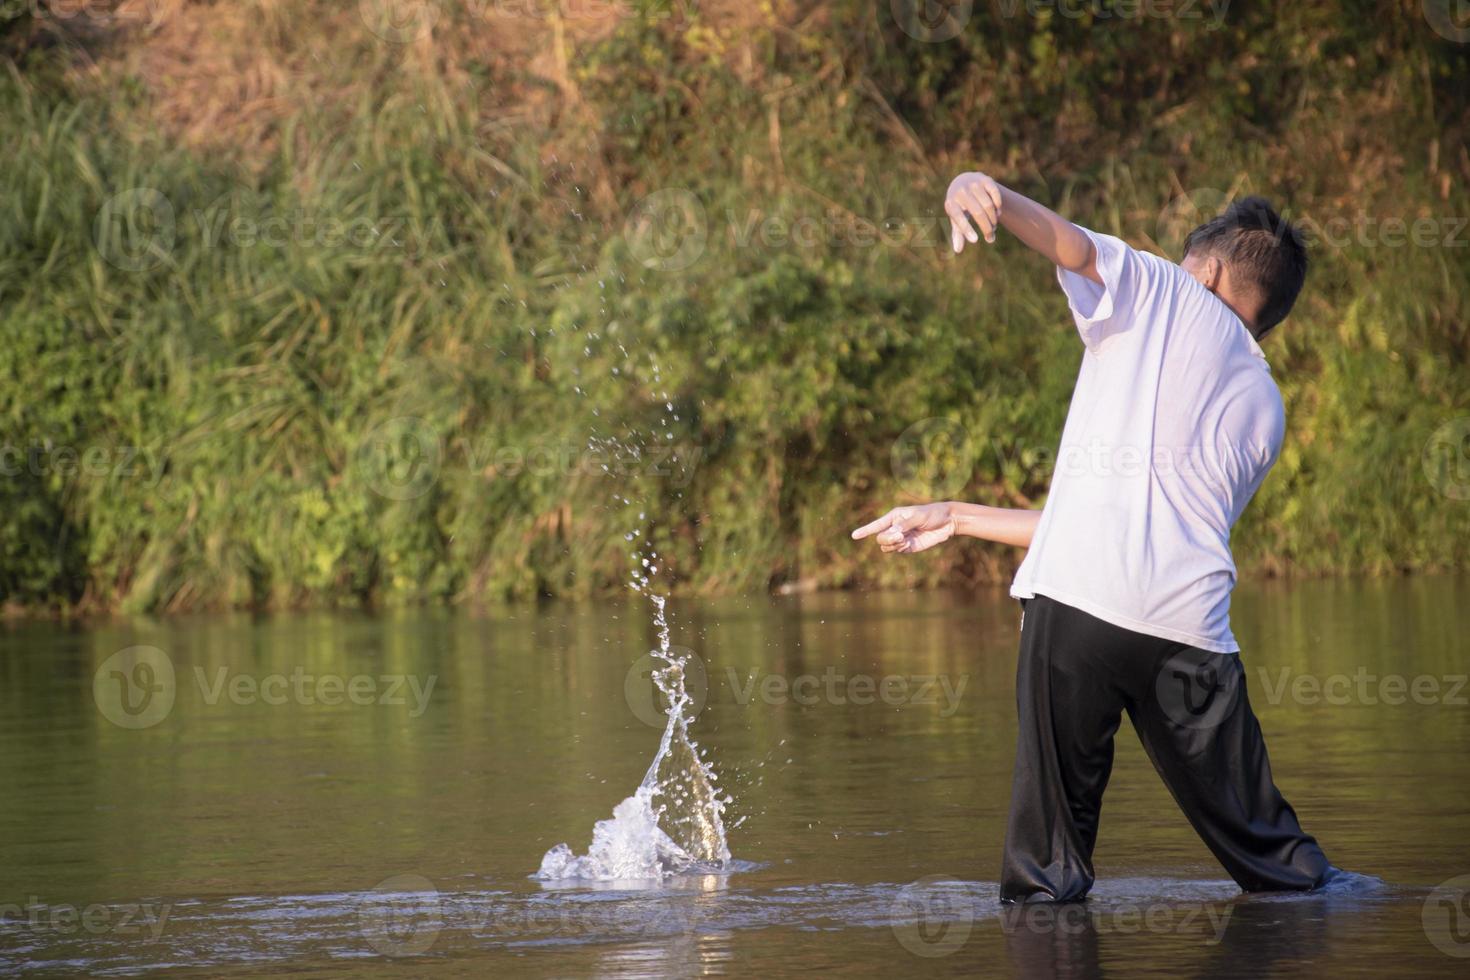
<box><xmin>1181</xmin><ymin>251</ymin><xmax>1224</xmax><ymax>293</ymax></box>
<box><xmin>1200</xmin><ymin>256</ymin><xmax>1223</xmax><ymax>292</ymax></box>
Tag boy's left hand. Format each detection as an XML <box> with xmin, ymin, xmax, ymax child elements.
<box><xmin>946</xmin><ymin>172</ymin><xmax>1005</xmax><ymax>252</ymax></box>
<box><xmin>851</xmin><ymin>503</ymin><xmax>956</xmax><ymax>554</ymax></box>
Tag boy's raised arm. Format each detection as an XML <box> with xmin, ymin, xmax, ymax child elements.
<box><xmin>946</xmin><ymin>172</ymin><xmax>1102</xmax><ymax>285</ymax></box>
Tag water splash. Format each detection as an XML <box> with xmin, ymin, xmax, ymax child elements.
<box><xmin>537</xmin><ymin>373</ymin><xmax>729</xmax><ymax>879</ymax></box>
<box><xmin>536</xmin><ymin>593</ymin><xmax>731</xmax><ymax>881</ymax></box>
<box><xmin>638</xmin><ymin>593</ymin><xmax>730</xmax><ymax>865</ymax></box>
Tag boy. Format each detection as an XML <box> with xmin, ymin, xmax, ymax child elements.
<box><xmin>852</xmin><ymin>172</ymin><xmax>1332</xmax><ymax>902</ymax></box>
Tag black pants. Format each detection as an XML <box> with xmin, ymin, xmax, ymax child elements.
<box><xmin>1000</xmin><ymin>594</ymin><xmax>1331</xmax><ymax>903</ymax></box>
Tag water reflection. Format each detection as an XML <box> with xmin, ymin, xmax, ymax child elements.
<box><xmin>0</xmin><ymin>577</ymin><xmax>1466</xmax><ymax>976</ymax></box>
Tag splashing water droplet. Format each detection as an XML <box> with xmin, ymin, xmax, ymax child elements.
<box><xmin>536</xmin><ymin>593</ymin><xmax>731</xmax><ymax>881</ymax></box>
<box><xmin>534</xmin><ymin>264</ymin><xmax>734</xmax><ymax>882</ymax></box>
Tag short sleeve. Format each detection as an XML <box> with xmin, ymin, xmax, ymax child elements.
<box><xmin>1055</xmin><ymin>228</ymin><xmax>1150</xmax><ymax>353</ymax></box>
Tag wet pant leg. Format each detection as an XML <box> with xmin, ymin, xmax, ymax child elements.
<box><xmin>1000</xmin><ymin>594</ymin><xmax>1331</xmax><ymax>902</ymax></box>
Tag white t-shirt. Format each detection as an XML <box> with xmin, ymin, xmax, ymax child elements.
<box><xmin>1009</xmin><ymin>229</ymin><xmax>1285</xmax><ymax>654</ymax></box>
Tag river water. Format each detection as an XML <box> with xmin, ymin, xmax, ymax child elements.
<box><xmin>1</xmin><ymin>576</ymin><xmax>1467</xmax><ymax>976</ymax></box>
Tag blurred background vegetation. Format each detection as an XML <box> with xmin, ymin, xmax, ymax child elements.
<box><xmin>0</xmin><ymin>0</ymin><xmax>1466</xmax><ymax>614</ymax></box>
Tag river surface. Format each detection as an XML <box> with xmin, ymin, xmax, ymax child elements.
<box><xmin>2</xmin><ymin>576</ymin><xmax>1468</xmax><ymax>977</ymax></box>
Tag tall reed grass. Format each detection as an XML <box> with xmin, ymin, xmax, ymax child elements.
<box><xmin>1</xmin><ymin>1</ymin><xmax>1466</xmax><ymax>613</ymax></box>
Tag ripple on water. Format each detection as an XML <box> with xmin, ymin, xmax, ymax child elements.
<box><xmin>0</xmin><ymin>872</ymin><xmax>1404</xmax><ymax>975</ymax></box>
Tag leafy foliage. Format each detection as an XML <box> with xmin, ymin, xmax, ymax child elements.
<box><xmin>0</xmin><ymin>1</ymin><xmax>1466</xmax><ymax>612</ymax></box>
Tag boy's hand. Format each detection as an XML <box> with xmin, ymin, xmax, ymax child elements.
<box><xmin>944</xmin><ymin>170</ymin><xmax>1100</xmax><ymax>282</ymax></box>
<box><xmin>946</xmin><ymin>172</ymin><xmax>1005</xmax><ymax>252</ymax></box>
<box><xmin>851</xmin><ymin>503</ymin><xmax>957</xmax><ymax>554</ymax></box>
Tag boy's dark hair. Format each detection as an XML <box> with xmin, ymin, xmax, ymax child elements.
<box><xmin>1183</xmin><ymin>196</ymin><xmax>1308</xmax><ymax>337</ymax></box>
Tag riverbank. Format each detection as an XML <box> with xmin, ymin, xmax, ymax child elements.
<box><xmin>1</xmin><ymin>2</ymin><xmax>1467</xmax><ymax>614</ymax></box>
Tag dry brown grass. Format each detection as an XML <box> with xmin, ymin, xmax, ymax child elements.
<box><xmin>43</xmin><ymin>0</ymin><xmax>650</xmax><ymax>174</ymax></box>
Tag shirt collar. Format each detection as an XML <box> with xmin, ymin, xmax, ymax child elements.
<box><xmin>1243</xmin><ymin>326</ymin><xmax>1268</xmax><ymax>363</ymax></box>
